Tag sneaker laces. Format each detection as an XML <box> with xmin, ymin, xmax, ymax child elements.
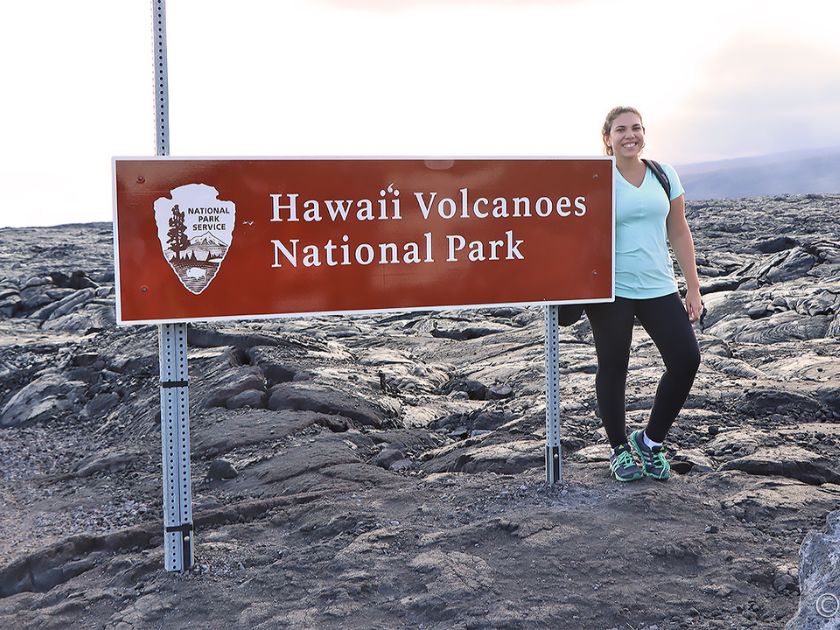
<box><xmin>614</xmin><ymin>449</ymin><xmax>635</xmax><ymax>468</ymax></box>
<box><xmin>649</xmin><ymin>447</ymin><xmax>668</xmax><ymax>469</ymax></box>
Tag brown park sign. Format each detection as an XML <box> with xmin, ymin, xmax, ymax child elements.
<box><xmin>112</xmin><ymin>158</ymin><xmax>614</xmax><ymax>324</ymax></box>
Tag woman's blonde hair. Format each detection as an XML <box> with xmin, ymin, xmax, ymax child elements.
<box><xmin>602</xmin><ymin>106</ymin><xmax>643</xmax><ymax>156</ymax></box>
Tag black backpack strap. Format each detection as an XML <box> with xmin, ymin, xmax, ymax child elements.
<box><xmin>642</xmin><ymin>159</ymin><xmax>671</xmax><ymax>200</ymax></box>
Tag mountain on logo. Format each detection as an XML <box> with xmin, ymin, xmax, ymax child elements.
<box><xmin>187</xmin><ymin>232</ymin><xmax>228</xmax><ymax>261</ymax></box>
<box><xmin>191</xmin><ymin>232</ymin><xmax>226</xmax><ymax>248</ymax></box>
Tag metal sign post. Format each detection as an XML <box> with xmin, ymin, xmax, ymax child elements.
<box><xmin>153</xmin><ymin>0</ymin><xmax>194</xmax><ymax>572</ymax></box>
<box><xmin>544</xmin><ymin>305</ymin><xmax>562</xmax><ymax>483</ymax></box>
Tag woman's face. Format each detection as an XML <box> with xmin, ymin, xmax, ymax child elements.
<box><xmin>606</xmin><ymin>112</ymin><xmax>645</xmax><ymax>159</ymax></box>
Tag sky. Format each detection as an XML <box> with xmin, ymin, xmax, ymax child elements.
<box><xmin>1</xmin><ymin>0</ymin><xmax>839</xmax><ymax>228</ymax></box>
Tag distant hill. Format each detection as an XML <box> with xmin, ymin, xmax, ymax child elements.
<box><xmin>676</xmin><ymin>147</ymin><xmax>840</xmax><ymax>200</ymax></box>
<box><xmin>191</xmin><ymin>232</ymin><xmax>227</xmax><ymax>248</ymax></box>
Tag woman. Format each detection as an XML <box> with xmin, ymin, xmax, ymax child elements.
<box><xmin>586</xmin><ymin>106</ymin><xmax>702</xmax><ymax>482</ymax></box>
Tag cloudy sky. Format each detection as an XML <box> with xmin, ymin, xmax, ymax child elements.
<box><xmin>1</xmin><ymin>0</ymin><xmax>838</xmax><ymax>227</ymax></box>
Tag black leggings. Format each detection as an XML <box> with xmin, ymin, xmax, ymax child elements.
<box><xmin>584</xmin><ymin>292</ymin><xmax>700</xmax><ymax>448</ymax></box>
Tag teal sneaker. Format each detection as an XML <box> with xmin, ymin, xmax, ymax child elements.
<box><xmin>609</xmin><ymin>443</ymin><xmax>644</xmax><ymax>482</ymax></box>
<box><xmin>629</xmin><ymin>430</ymin><xmax>671</xmax><ymax>480</ymax></box>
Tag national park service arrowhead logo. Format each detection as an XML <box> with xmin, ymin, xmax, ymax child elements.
<box><xmin>153</xmin><ymin>184</ymin><xmax>235</xmax><ymax>294</ymax></box>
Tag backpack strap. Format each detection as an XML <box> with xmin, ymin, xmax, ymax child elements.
<box><xmin>642</xmin><ymin>159</ymin><xmax>671</xmax><ymax>201</ymax></box>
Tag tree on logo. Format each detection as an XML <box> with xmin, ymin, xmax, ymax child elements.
<box><xmin>167</xmin><ymin>205</ymin><xmax>190</xmax><ymax>260</ymax></box>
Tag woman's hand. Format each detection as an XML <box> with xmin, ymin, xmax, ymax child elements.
<box><xmin>667</xmin><ymin>194</ymin><xmax>703</xmax><ymax>324</ymax></box>
<box><xmin>685</xmin><ymin>287</ymin><xmax>702</xmax><ymax>322</ymax></box>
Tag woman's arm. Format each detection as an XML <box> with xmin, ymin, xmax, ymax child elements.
<box><xmin>666</xmin><ymin>194</ymin><xmax>702</xmax><ymax>322</ymax></box>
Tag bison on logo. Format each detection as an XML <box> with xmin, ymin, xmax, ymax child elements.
<box><xmin>153</xmin><ymin>184</ymin><xmax>235</xmax><ymax>294</ymax></box>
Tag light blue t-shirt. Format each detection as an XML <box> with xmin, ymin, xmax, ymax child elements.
<box><xmin>614</xmin><ymin>161</ymin><xmax>685</xmax><ymax>299</ymax></box>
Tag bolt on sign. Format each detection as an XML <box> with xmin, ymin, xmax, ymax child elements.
<box><xmin>113</xmin><ymin>158</ymin><xmax>614</xmax><ymax>324</ymax></box>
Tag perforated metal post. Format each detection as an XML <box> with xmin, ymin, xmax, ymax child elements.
<box><xmin>158</xmin><ymin>324</ymin><xmax>193</xmax><ymax>571</ymax></box>
<box><xmin>544</xmin><ymin>306</ymin><xmax>562</xmax><ymax>483</ymax></box>
<box><xmin>153</xmin><ymin>0</ymin><xmax>169</xmax><ymax>157</ymax></box>
<box><xmin>153</xmin><ymin>0</ymin><xmax>194</xmax><ymax>572</ymax></box>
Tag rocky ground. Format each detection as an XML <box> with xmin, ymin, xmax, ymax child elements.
<box><xmin>0</xmin><ymin>195</ymin><xmax>839</xmax><ymax>629</ymax></box>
